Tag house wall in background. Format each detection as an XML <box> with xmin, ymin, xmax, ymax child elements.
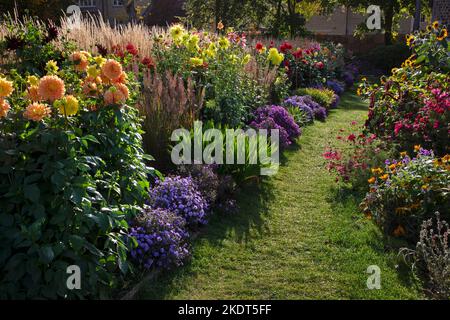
<box><xmin>432</xmin><ymin>0</ymin><xmax>450</xmax><ymax>27</ymax></box>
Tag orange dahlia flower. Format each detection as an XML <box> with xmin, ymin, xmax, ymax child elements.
<box><xmin>26</xmin><ymin>86</ymin><xmax>41</xmax><ymax>102</ymax></box>
<box><xmin>101</xmin><ymin>59</ymin><xmax>123</xmax><ymax>81</ymax></box>
<box><xmin>23</xmin><ymin>103</ymin><xmax>51</xmax><ymax>122</ymax></box>
<box><xmin>38</xmin><ymin>75</ymin><xmax>65</xmax><ymax>102</ymax></box>
<box><xmin>114</xmin><ymin>83</ymin><xmax>129</xmax><ymax>100</ymax></box>
<box><xmin>70</xmin><ymin>52</ymin><xmax>89</xmax><ymax>72</ymax></box>
<box><xmin>0</xmin><ymin>99</ymin><xmax>10</xmax><ymax>118</ymax></box>
<box><xmin>104</xmin><ymin>88</ymin><xmax>126</xmax><ymax>105</ymax></box>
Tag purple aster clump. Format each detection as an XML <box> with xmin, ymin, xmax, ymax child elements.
<box><xmin>284</xmin><ymin>95</ymin><xmax>327</xmax><ymax>121</ymax></box>
<box><xmin>326</xmin><ymin>80</ymin><xmax>345</xmax><ymax>96</ymax></box>
<box><xmin>313</xmin><ymin>106</ymin><xmax>328</xmax><ymax>121</ymax></box>
<box><xmin>342</xmin><ymin>71</ymin><xmax>355</xmax><ymax>87</ymax></box>
<box><xmin>330</xmin><ymin>94</ymin><xmax>340</xmax><ymax>109</ymax></box>
<box><xmin>346</xmin><ymin>63</ymin><xmax>360</xmax><ymax>77</ymax></box>
<box><xmin>251</xmin><ymin>116</ymin><xmax>292</xmax><ymax>148</ymax></box>
<box><xmin>129</xmin><ymin>206</ymin><xmax>190</xmax><ymax>270</ymax></box>
<box><xmin>284</xmin><ymin>96</ymin><xmax>314</xmax><ymax>122</ymax></box>
<box><xmin>250</xmin><ymin>105</ymin><xmax>301</xmax><ymax>148</ymax></box>
<box><xmin>148</xmin><ymin>176</ymin><xmax>208</xmax><ymax>229</ymax></box>
<box><xmin>177</xmin><ymin>164</ymin><xmax>220</xmax><ymax>207</ymax></box>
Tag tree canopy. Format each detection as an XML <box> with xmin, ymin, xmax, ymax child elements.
<box><xmin>0</xmin><ymin>0</ymin><xmax>74</xmax><ymax>21</ymax></box>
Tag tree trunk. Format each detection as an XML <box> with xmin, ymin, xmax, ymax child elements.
<box><xmin>287</xmin><ymin>0</ymin><xmax>295</xmax><ymax>38</ymax></box>
<box><xmin>413</xmin><ymin>0</ymin><xmax>421</xmax><ymax>31</ymax></box>
<box><xmin>384</xmin><ymin>2</ymin><xmax>394</xmax><ymax>45</ymax></box>
<box><xmin>215</xmin><ymin>0</ymin><xmax>220</xmax><ymax>30</ymax></box>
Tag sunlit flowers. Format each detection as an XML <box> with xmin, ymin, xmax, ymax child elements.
<box><xmin>45</xmin><ymin>60</ymin><xmax>59</xmax><ymax>74</ymax></box>
<box><xmin>0</xmin><ymin>99</ymin><xmax>10</xmax><ymax>118</ymax></box>
<box><xmin>101</xmin><ymin>59</ymin><xmax>123</xmax><ymax>82</ymax></box>
<box><xmin>38</xmin><ymin>75</ymin><xmax>65</xmax><ymax>102</ymax></box>
<box><xmin>23</xmin><ymin>102</ymin><xmax>51</xmax><ymax>122</ymax></box>
<box><xmin>187</xmin><ymin>34</ymin><xmax>200</xmax><ymax>52</ymax></box>
<box><xmin>57</xmin><ymin>95</ymin><xmax>79</xmax><ymax>116</ymax></box>
<box><xmin>70</xmin><ymin>51</ymin><xmax>89</xmax><ymax>72</ymax></box>
<box><xmin>406</xmin><ymin>34</ymin><xmax>415</xmax><ymax>47</ymax></box>
<box><xmin>189</xmin><ymin>57</ymin><xmax>204</xmax><ymax>67</ymax></box>
<box><xmin>104</xmin><ymin>86</ymin><xmax>126</xmax><ymax>105</ymax></box>
<box><xmin>242</xmin><ymin>54</ymin><xmax>251</xmax><ymax>65</ymax></box>
<box><xmin>267</xmin><ymin>48</ymin><xmax>284</xmax><ymax>66</ymax></box>
<box><xmin>170</xmin><ymin>24</ymin><xmax>185</xmax><ymax>40</ymax></box>
<box><xmin>218</xmin><ymin>37</ymin><xmax>230</xmax><ymax>50</ymax></box>
<box><xmin>27</xmin><ymin>75</ymin><xmax>39</xmax><ymax>86</ymax></box>
<box><xmin>87</xmin><ymin>66</ymin><xmax>100</xmax><ymax>78</ymax></box>
<box><xmin>255</xmin><ymin>42</ymin><xmax>265</xmax><ymax>53</ymax></box>
<box><xmin>432</xmin><ymin>21</ymin><xmax>439</xmax><ymax>30</ymax></box>
<box><xmin>0</xmin><ymin>77</ymin><xmax>14</xmax><ymax>98</ymax></box>
<box><xmin>26</xmin><ymin>86</ymin><xmax>41</xmax><ymax>102</ymax></box>
<box><xmin>437</xmin><ymin>28</ymin><xmax>448</xmax><ymax>41</ymax></box>
<box><xmin>114</xmin><ymin>83</ymin><xmax>129</xmax><ymax>100</ymax></box>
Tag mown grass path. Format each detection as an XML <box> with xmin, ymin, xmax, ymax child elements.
<box><xmin>140</xmin><ymin>91</ymin><xmax>423</xmax><ymax>299</ymax></box>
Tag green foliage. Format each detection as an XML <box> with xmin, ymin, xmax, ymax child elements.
<box><xmin>361</xmin><ymin>152</ymin><xmax>450</xmax><ymax>244</ymax></box>
<box><xmin>361</xmin><ymin>44</ymin><xmax>410</xmax><ymax>73</ymax></box>
<box><xmin>0</xmin><ymin>17</ymin><xmax>75</xmax><ymax>75</ymax></box>
<box><xmin>296</xmin><ymin>87</ymin><xmax>335</xmax><ymax>108</ymax></box>
<box><xmin>0</xmin><ymin>23</ymin><xmax>157</xmax><ymax>298</ymax></box>
<box><xmin>172</xmin><ymin>120</ymin><xmax>279</xmax><ymax>185</ymax></box>
<box><xmin>360</xmin><ymin>24</ymin><xmax>450</xmax><ymax>156</ymax></box>
<box><xmin>270</xmin><ymin>71</ymin><xmax>290</xmax><ymax>105</ymax></box>
<box><xmin>0</xmin><ymin>0</ymin><xmax>73</xmax><ymax>21</ymax></box>
<box><xmin>183</xmin><ymin>0</ymin><xmax>332</xmax><ymax>37</ymax></box>
<box><xmin>286</xmin><ymin>105</ymin><xmax>310</xmax><ymax>127</ymax></box>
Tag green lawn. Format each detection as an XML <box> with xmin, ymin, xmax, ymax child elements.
<box><xmin>139</xmin><ymin>91</ymin><xmax>424</xmax><ymax>300</ymax></box>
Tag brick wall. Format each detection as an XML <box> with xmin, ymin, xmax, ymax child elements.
<box><xmin>433</xmin><ymin>0</ymin><xmax>450</xmax><ymax>27</ymax></box>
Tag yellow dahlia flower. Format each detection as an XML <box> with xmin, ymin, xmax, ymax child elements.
<box><xmin>58</xmin><ymin>95</ymin><xmax>79</xmax><ymax>116</ymax></box>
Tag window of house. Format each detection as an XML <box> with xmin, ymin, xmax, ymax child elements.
<box><xmin>77</xmin><ymin>0</ymin><xmax>96</xmax><ymax>8</ymax></box>
<box><xmin>113</xmin><ymin>0</ymin><xmax>124</xmax><ymax>6</ymax></box>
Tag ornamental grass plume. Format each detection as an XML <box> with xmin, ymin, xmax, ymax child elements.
<box><xmin>58</xmin><ymin>14</ymin><xmax>160</xmax><ymax>59</ymax></box>
<box><xmin>138</xmin><ymin>70</ymin><xmax>203</xmax><ymax>168</ymax></box>
<box><xmin>244</xmin><ymin>58</ymin><xmax>277</xmax><ymax>100</ymax></box>
<box><xmin>23</xmin><ymin>102</ymin><xmax>51</xmax><ymax>122</ymax></box>
<box><xmin>38</xmin><ymin>75</ymin><xmax>65</xmax><ymax>102</ymax></box>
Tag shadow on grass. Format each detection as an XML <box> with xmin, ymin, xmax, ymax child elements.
<box><xmin>338</xmin><ymin>93</ymin><xmax>369</xmax><ymax>111</ymax></box>
<box><xmin>325</xmin><ymin>184</ymin><xmax>420</xmax><ymax>292</ymax></box>
<box><xmin>137</xmin><ymin>176</ymin><xmax>276</xmax><ymax>299</ymax></box>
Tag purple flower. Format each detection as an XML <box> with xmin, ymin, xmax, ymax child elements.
<box><xmin>129</xmin><ymin>206</ymin><xmax>190</xmax><ymax>270</ymax></box>
<box><xmin>330</xmin><ymin>94</ymin><xmax>340</xmax><ymax>109</ymax></box>
<box><xmin>250</xmin><ymin>105</ymin><xmax>301</xmax><ymax>148</ymax></box>
<box><xmin>149</xmin><ymin>176</ymin><xmax>208</xmax><ymax>228</ymax></box>
<box><xmin>419</xmin><ymin>148</ymin><xmax>432</xmax><ymax>156</ymax></box>
<box><xmin>284</xmin><ymin>95</ymin><xmax>328</xmax><ymax>121</ymax></box>
<box><xmin>342</xmin><ymin>71</ymin><xmax>355</xmax><ymax>87</ymax></box>
<box><xmin>326</xmin><ymin>80</ymin><xmax>345</xmax><ymax>96</ymax></box>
